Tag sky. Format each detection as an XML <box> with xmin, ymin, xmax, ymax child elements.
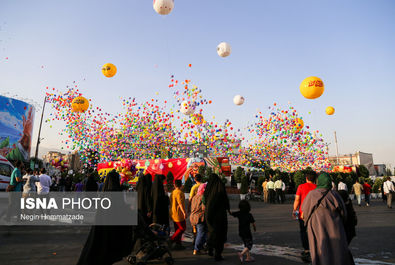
<box><xmin>0</xmin><ymin>0</ymin><xmax>394</xmax><ymax>168</ymax></box>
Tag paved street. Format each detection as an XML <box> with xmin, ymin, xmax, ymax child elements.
<box><xmin>1</xmin><ymin>199</ymin><xmax>394</xmax><ymax>265</ymax></box>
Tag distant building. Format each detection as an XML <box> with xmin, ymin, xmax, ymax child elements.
<box><xmin>42</xmin><ymin>150</ymin><xmax>82</xmax><ymax>171</ymax></box>
<box><xmin>374</xmin><ymin>164</ymin><xmax>386</xmax><ymax>176</ymax></box>
<box><xmin>329</xmin><ymin>151</ymin><xmax>376</xmax><ymax>176</ymax></box>
<box><xmin>42</xmin><ymin>151</ymin><xmax>66</xmax><ymax>164</ymax></box>
<box><xmin>65</xmin><ymin>151</ymin><xmax>82</xmax><ymax>171</ymax></box>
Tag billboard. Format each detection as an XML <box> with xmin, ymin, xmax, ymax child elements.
<box><xmin>0</xmin><ymin>95</ymin><xmax>35</xmax><ymax>162</ymax></box>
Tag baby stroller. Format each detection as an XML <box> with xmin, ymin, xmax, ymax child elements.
<box><xmin>127</xmin><ymin>223</ymin><xmax>174</xmax><ymax>265</ymax></box>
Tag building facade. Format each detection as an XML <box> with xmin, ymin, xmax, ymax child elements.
<box><xmin>329</xmin><ymin>151</ymin><xmax>376</xmax><ymax>176</ymax></box>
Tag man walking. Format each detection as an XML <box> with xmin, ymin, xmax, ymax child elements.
<box><xmin>383</xmin><ymin>177</ymin><xmax>394</xmax><ymax>209</ymax></box>
<box><xmin>292</xmin><ymin>171</ymin><xmax>317</xmax><ymax>262</ymax></box>
<box><xmin>262</xmin><ymin>178</ymin><xmax>268</xmax><ymax>203</ymax></box>
<box><xmin>363</xmin><ymin>181</ymin><xmax>372</xmax><ymax>206</ymax></box>
<box><xmin>37</xmin><ymin>168</ymin><xmax>52</xmax><ymax>214</ymax></box>
<box><xmin>352</xmin><ymin>180</ymin><xmax>364</xmax><ymax>206</ymax></box>
<box><xmin>267</xmin><ymin>177</ymin><xmax>275</xmax><ymax>203</ymax></box>
<box><xmin>274</xmin><ymin>177</ymin><xmax>283</xmax><ymax>203</ymax></box>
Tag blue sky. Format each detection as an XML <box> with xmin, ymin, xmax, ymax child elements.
<box><xmin>0</xmin><ymin>0</ymin><xmax>394</xmax><ymax>168</ymax></box>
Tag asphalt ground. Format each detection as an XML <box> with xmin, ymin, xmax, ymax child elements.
<box><xmin>0</xmin><ymin>198</ymin><xmax>394</xmax><ymax>265</ymax></box>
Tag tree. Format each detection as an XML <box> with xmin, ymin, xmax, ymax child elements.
<box><xmin>264</xmin><ymin>167</ymin><xmax>274</xmax><ymax>179</ymax></box>
<box><xmin>293</xmin><ymin>171</ymin><xmax>305</xmax><ymax>190</ymax></box>
<box><xmin>234</xmin><ymin>166</ymin><xmax>244</xmax><ymax>184</ymax></box>
<box><xmin>240</xmin><ymin>174</ymin><xmax>249</xmax><ymax>194</ymax></box>
<box><xmin>358</xmin><ymin>165</ymin><xmax>370</xmax><ymax>178</ymax></box>
<box><xmin>385</xmin><ymin>168</ymin><xmax>392</xmax><ymax>176</ymax></box>
<box><xmin>166</xmin><ymin>171</ymin><xmax>174</xmax><ymax>192</ymax></box>
<box><xmin>372</xmin><ymin>177</ymin><xmax>384</xmax><ymax>193</ymax></box>
<box><xmin>257</xmin><ymin>176</ymin><xmax>265</xmax><ymax>193</ymax></box>
<box><xmin>29</xmin><ymin>157</ymin><xmax>44</xmax><ymax>170</ymax></box>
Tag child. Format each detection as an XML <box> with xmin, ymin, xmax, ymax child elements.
<box><xmin>169</xmin><ymin>179</ymin><xmax>187</xmax><ymax>250</ymax></box>
<box><xmin>231</xmin><ymin>200</ymin><xmax>256</xmax><ymax>262</ymax></box>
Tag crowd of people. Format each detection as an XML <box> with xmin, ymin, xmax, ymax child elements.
<box><xmin>4</xmin><ymin>160</ymin><xmax>395</xmax><ymax>265</ymax></box>
<box><xmin>134</xmin><ymin>172</ymin><xmax>236</xmax><ymax>261</ymax></box>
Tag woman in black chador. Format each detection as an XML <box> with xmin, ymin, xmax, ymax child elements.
<box><xmin>151</xmin><ymin>174</ymin><xmax>169</xmax><ymax>229</ymax></box>
<box><xmin>204</xmin><ymin>173</ymin><xmax>230</xmax><ymax>261</ymax></box>
<box><xmin>137</xmin><ymin>173</ymin><xmax>153</xmax><ymax>224</ymax></box>
<box><xmin>77</xmin><ymin>170</ymin><xmax>135</xmax><ymax>265</ymax></box>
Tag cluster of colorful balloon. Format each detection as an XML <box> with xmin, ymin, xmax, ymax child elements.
<box><xmin>50</xmin><ymin>157</ymin><xmax>69</xmax><ymax>171</ymax></box>
<box><xmin>113</xmin><ymin>159</ymin><xmax>137</xmax><ymax>185</ymax></box>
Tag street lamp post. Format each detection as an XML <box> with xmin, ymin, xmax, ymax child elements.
<box><xmin>34</xmin><ymin>96</ymin><xmax>47</xmax><ymax>168</ymax></box>
<box><xmin>334</xmin><ymin>131</ymin><xmax>339</xmax><ymax>165</ymax></box>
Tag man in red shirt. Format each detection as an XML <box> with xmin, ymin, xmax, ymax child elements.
<box><xmin>363</xmin><ymin>181</ymin><xmax>372</xmax><ymax>206</ymax></box>
<box><xmin>293</xmin><ymin>171</ymin><xmax>317</xmax><ymax>262</ymax></box>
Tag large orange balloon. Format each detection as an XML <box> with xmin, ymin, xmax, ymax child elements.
<box><xmin>102</xmin><ymin>63</ymin><xmax>117</xmax><ymax>78</ymax></box>
<box><xmin>326</xmin><ymin>106</ymin><xmax>335</xmax><ymax>115</ymax></box>
<box><xmin>71</xmin><ymin>96</ymin><xmax>89</xmax><ymax>112</ymax></box>
<box><xmin>300</xmin><ymin>76</ymin><xmax>324</xmax><ymax>99</ymax></box>
<box><xmin>295</xmin><ymin>118</ymin><xmax>304</xmax><ymax>131</ymax></box>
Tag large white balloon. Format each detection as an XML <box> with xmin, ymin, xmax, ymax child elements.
<box><xmin>153</xmin><ymin>0</ymin><xmax>174</xmax><ymax>15</ymax></box>
<box><xmin>217</xmin><ymin>42</ymin><xmax>231</xmax><ymax>57</ymax></box>
<box><xmin>180</xmin><ymin>100</ymin><xmax>196</xmax><ymax>115</ymax></box>
<box><xmin>233</xmin><ymin>95</ymin><xmax>245</xmax><ymax>106</ymax></box>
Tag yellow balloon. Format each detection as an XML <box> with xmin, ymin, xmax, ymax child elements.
<box><xmin>71</xmin><ymin>96</ymin><xmax>89</xmax><ymax>112</ymax></box>
<box><xmin>191</xmin><ymin>114</ymin><xmax>204</xmax><ymax>125</ymax></box>
<box><xmin>295</xmin><ymin>118</ymin><xmax>304</xmax><ymax>130</ymax></box>
<box><xmin>300</xmin><ymin>76</ymin><xmax>324</xmax><ymax>99</ymax></box>
<box><xmin>326</xmin><ymin>106</ymin><xmax>335</xmax><ymax>115</ymax></box>
<box><xmin>102</xmin><ymin>63</ymin><xmax>117</xmax><ymax>78</ymax></box>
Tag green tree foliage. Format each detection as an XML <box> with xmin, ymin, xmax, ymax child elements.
<box><xmin>234</xmin><ymin>166</ymin><xmax>244</xmax><ymax>183</ymax></box>
<box><xmin>372</xmin><ymin>177</ymin><xmax>384</xmax><ymax>193</ymax></box>
<box><xmin>264</xmin><ymin>167</ymin><xmax>274</xmax><ymax>179</ymax></box>
<box><xmin>293</xmin><ymin>171</ymin><xmax>305</xmax><ymax>190</ymax></box>
<box><xmin>358</xmin><ymin>165</ymin><xmax>370</xmax><ymax>178</ymax></box>
<box><xmin>257</xmin><ymin>176</ymin><xmax>265</xmax><ymax>193</ymax></box>
<box><xmin>240</xmin><ymin>174</ymin><xmax>249</xmax><ymax>194</ymax></box>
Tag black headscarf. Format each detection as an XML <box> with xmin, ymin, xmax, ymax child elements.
<box><xmin>151</xmin><ymin>174</ymin><xmax>169</xmax><ymax>226</ymax></box>
<box><xmin>137</xmin><ymin>174</ymin><xmax>153</xmax><ymax>224</ymax></box>
<box><xmin>103</xmin><ymin>170</ymin><xmax>121</xmax><ymax>192</ymax></box>
<box><xmin>76</xmin><ymin>170</ymin><xmax>135</xmax><ymax>265</ymax></box>
<box><xmin>204</xmin><ymin>173</ymin><xmax>229</xmax><ymax>257</ymax></box>
<box><xmin>85</xmin><ymin>175</ymin><xmax>98</xmax><ymax>192</ymax></box>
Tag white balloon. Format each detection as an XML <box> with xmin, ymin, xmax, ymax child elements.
<box><xmin>180</xmin><ymin>100</ymin><xmax>196</xmax><ymax>115</ymax></box>
<box><xmin>233</xmin><ymin>95</ymin><xmax>245</xmax><ymax>106</ymax></box>
<box><xmin>217</xmin><ymin>42</ymin><xmax>231</xmax><ymax>57</ymax></box>
<box><xmin>153</xmin><ymin>0</ymin><xmax>174</xmax><ymax>15</ymax></box>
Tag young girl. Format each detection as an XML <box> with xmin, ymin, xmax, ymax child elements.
<box><xmin>231</xmin><ymin>200</ymin><xmax>256</xmax><ymax>262</ymax></box>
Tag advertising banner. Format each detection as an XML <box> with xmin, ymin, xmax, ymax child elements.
<box><xmin>0</xmin><ymin>95</ymin><xmax>35</xmax><ymax>162</ymax></box>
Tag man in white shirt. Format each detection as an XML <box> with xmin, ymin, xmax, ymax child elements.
<box><xmin>383</xmin><ymin>177</ymin><xmax>394</xmax><ymax>209</ymax></box>
<box><xmin>338</xmin><ymin>181</ymin><xmax>348</xmax><ymax>192</ymax></box>
<box><xmin>37</xmin><ymin>168</ymin><xmax>52</xmax><ymax>195</ymax></box>
<box><xmin>274</xmin><ymin>178</ymin><xmax>283</xmax><ymax>204</ymax></box>
<box><xmin>267</xmin><ymin>177</ymin><xmax>275</xmax><ymax>203</ymax></box>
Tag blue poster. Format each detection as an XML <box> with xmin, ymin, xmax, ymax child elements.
<box><xmin>0</xmin><ymin>95</ymin><xmax>35</xmax><ymax>162</ymax></box>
